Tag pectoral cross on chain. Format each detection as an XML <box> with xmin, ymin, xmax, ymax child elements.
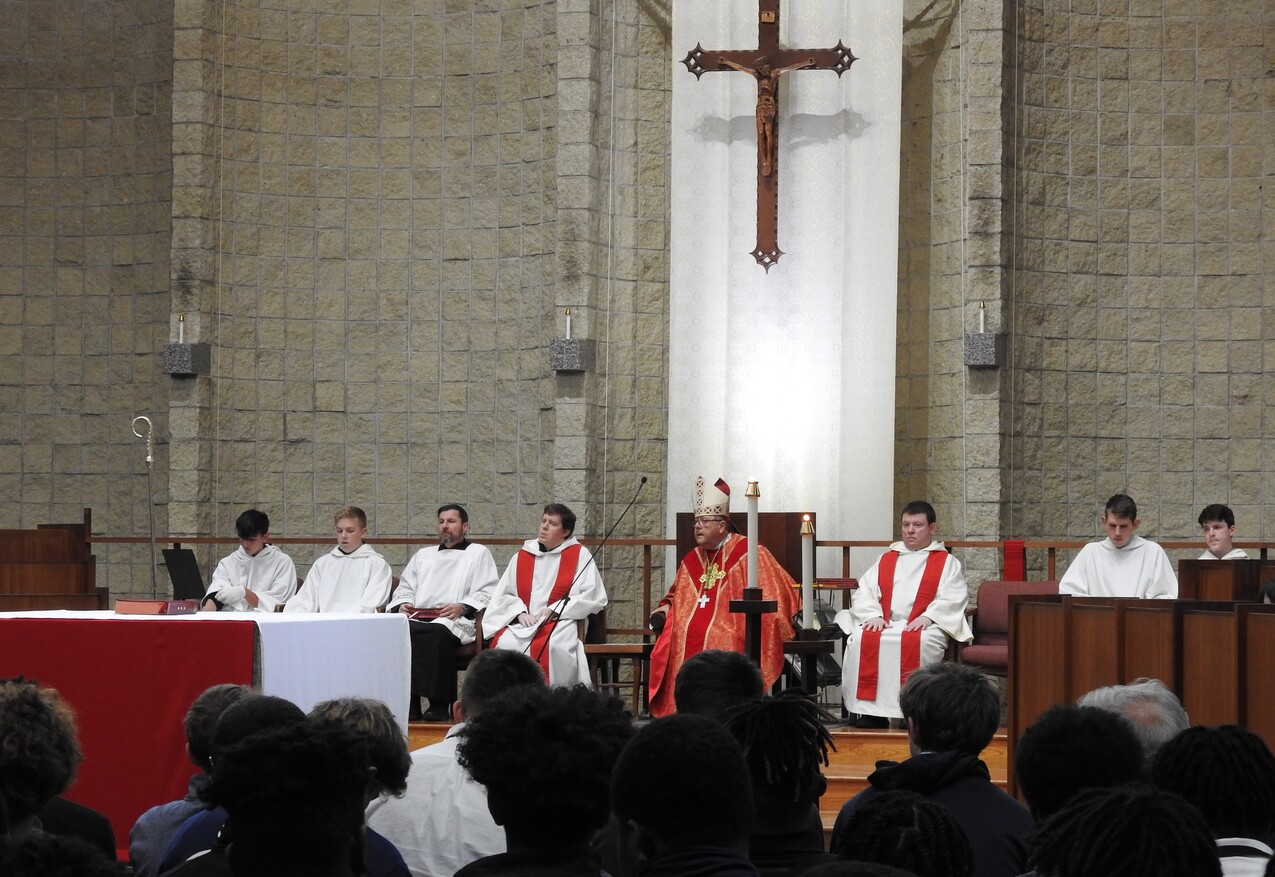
<box><xmin>699</xmin><ymin>563</ymin><xmax>726</xmax><ymax>590</ymax></box>
<box><xmin>682</xmin><ymin>0</ymin><xmax>855</xmax><ymax>270</ymax></box>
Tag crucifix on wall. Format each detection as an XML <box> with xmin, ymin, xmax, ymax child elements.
<box><xmin>683</xmin><ymin>0</ymin><xmax>855</xmax><ymax>270</ymax></box>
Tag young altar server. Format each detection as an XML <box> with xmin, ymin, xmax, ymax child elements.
<box><xmin>201</xmin><ymin>509</ymin><xmax>297</xmax><ymax>613</ymax></box>
<box><xmin>1197</xmin><ymin>503</ymin><xmax>1248</xmax><ymax>560</ymax></box>
<box><xmin>484</xmin><ymin>503</ymin><xmax>607</xmax><ymax>685</ymax></box>
<box><xmin>1059</xmin><ymin>494</ymin><xmax>1177</xmax><ymax>598</ymax></box>
<box><xmin>284</xmin><ymin>506</ymin><xmax>392</xmax><ymax>613</ymax></box>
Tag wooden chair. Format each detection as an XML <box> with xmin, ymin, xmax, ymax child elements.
<box><xmin>583</xmin><ymin>607</ymin><xmax>652</xmax><ymax>716</ymax></box>
<box><xmin>957</xmin><ymin>580</ymin><xmax>1059</xmax><ymax>676</ymax></box>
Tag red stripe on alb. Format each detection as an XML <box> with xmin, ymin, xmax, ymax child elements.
<box><xmin>855</xmin><ymin>549</ymin><xmax>947</xmax><ymax>701</ymax></box>
<box><xmin>506</xmin><ymin>544</ymin><xmax>583</xmax><ymax>678</ymax></box>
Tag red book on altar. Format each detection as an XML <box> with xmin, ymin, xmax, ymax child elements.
<box><xmin>114</xmin><ymin>599</ymin><xmax>201</xmax><ymax>616</ymax></box>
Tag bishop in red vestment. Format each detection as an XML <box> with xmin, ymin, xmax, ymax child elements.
<box><xmin>647</xmin><ymin>477</ymin><xmax>799</xmax><ymax>717</ymax></box>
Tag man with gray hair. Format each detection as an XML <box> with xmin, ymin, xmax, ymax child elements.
<box><xmin>1076</xmin><ymin>677</ymin><xmax>1189</xmax><ymax>763</ymax></box>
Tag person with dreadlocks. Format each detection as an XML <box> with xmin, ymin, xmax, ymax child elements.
<box><xmin>830</xmin><ymin>662</ymin><xmax>1032</xmax><ymax>877</ymax></box>
<box><xmin>723</xmin><ymin>693</ymin><xmax>837</xmax><ymax>876</ymax></box>
<box><xmin>1151</xmin><ymin>725</ymin><xmax>1275</xmax><ymax>876</ymax></box>
<box><xmin>1027</xmin><ymin>784</ymin><xmax>1221</xmax><ymax>877</ymax></box>
<box><xmin>831</xmin><ymin>790</ymin><xmax>974</xmax><ymax>877</ymax></box>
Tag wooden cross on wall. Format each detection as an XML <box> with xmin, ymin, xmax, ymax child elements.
<box><xmin>683</xmin><ymin>0</ymin><xmax>855</xmax><ymax>270</ymax></box>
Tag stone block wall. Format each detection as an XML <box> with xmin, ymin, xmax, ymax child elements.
<box><xmin>162</xmin><ymin>0</ymin><xmax>671</xmax><ymax>614</ymax></box>
<box><xmin>1007</xmin><ymin>0</ymin><xmax>1274</xmax><ymax>576</ymax></box>
<box><xmin>0</xmin><ymin>0</ymin><xmax>173</xmax><ymax>594</ymax></box>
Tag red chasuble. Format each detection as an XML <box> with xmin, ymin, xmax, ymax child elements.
<box><xmin>491</xmin><ymin>543</ymin><xmax>581</xmax><ymax>679</ymax></box>
<box><xmin>856</xmin><ymin>549</ymin><xmax>947</xmax><ymax>701</ymax></box>
<box><xmin>647</xmin><ymin>533</ymin><xmax>798</xmax><ymax>717</ymax></box>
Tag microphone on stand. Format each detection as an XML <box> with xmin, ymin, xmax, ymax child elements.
<box><xmin>528</xmin><ymin>476</ymin><xmax>649</xmax><ymax>665</ymax></box>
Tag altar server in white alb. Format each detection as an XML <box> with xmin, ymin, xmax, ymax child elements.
<box><xmin>285</xmin><ymin>506</ymin><xmax>393</xmax><ymax>613</ymax></box>
<box><xmin>388</xmin><ymin>502</ymin><xmax>499</xmax><ymax>721</ymax></box>
<box><xmin>836</xmin><ymin>501</ymin><xmax>972</xmax><ymax>727</ymax></box>
<box><xmin>201</xmin><ymin>509</ymin><xmax>297</xmax><ymax>613</ymax></box>
<box><xmin>485</xmin><ymin>503</ymin><xmax>607</xmax><ymax>686</ymax></box>
<box><xmin>1059</xmin><ymin>494</ymin><xmax>1177</xmax><ymax>598</ymax></box>
<box><xmin>1197</xmin><ymin>503</ymin><xmax>1248</xmax><ymax>560</ymax></box>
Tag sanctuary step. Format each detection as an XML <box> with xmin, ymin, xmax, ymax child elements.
<box><xmin>407</xmin><ymin>722</ymin><xmax>1013</xmax><ymax>825</ymax></box>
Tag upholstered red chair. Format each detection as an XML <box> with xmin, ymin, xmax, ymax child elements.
<box><xmin>957</xmin><ymin>580</ymin><xmax>1059</xmax><ymax>676</ymax></box>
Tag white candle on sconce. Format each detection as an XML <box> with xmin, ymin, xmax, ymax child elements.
<box><xmin>565</xmin><ymin>307</ymin><xmax>572</xmax><ymax>340</ymax></box>
<box><xmin>178</xmin><ymin>313</ymin><xmax>185</xmax><ymax>344</ymax></box>
<box><xmin>978</xmin><ymin>300</ymin><xmax>986</xmax><ymax>334</ymax></box>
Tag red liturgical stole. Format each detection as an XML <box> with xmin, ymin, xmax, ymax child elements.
<box><xmin>856</xmin><ymin>550</ymin><xmax>947</xmax><ymax>701</ymax></box>
<box><xmin>492</xmin><ymin>544</ymin><xmax>582</xmax><ymax>678</ymax></box>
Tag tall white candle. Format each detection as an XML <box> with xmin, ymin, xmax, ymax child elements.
<box><xmin>746</xmin><ymin>479</ymin><xmax>759</xmax><ymax>591</ymax></box>
<box><xmin>178</xmin><ymin>313</ymin><xmax>185</xmax><ymax>344</ymax></box>
<box><xmin>800</xmin><ymin>515</ymin><xmax>814</xmax><ymax>629</ymax></box>
<box><xmin>978</xmin><ymin>301</ymin><xmax>986</xmax><ymax>334</ymax></box>
<box><xmin>565</xmin><ymin>307</ymin><xmax>572</xmax><ymax>340</ymax></box>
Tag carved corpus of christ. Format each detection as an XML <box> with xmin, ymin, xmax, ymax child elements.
<box><xmin>683</xmin><ymin>0</ymin><xmax>855</xmax><ymax>270</ymax></box>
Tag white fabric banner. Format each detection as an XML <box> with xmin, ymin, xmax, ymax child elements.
<box><xmin>668</xmin><ymin>0</ymin><xmax>903</xmax><ymax>573</ymax></box>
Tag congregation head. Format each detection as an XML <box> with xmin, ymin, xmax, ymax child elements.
<box><xmin>1075</xmin><ymin>678</ymin><xmax>1188</xmax><ymax>762</ymax></box>
<box><xmin>207</xmin><ymin>693</ymin><xmax>307</xmax><ymax>763</ymax></box>
<box><xmin>673</xmin><ymin>649</ymin><xmax>764</xmax><ymax>722</ymax></box>
<box><xmin>457</xmin><ymin>683</ymin><xmax>632</xmax><ymax>847</ymax></box>
<box><xmin>307</xmin><ymin>696</ymin><xmax>410</xmax><ymax>799</ymax></box>
<box><xmin>457</xmin><ymin>649</ymin><xmax>545</xmax><ymax>719</ymax></box>
<box><xmin>611</xmin><ymin>713</ymin><xmax>754</xmax><ymax>854</ymax></box>
<box><xmin>234</xmin><ymin>509</ymin><xmax>271</xmax><ymax>540</ymax></box>
<box><xmin>1150</xmin><ymin>724</ymin><xmax>1275</xmax><ymax>840</ymax></box>
<box><xmin>1014</xmin><ymin>703</ymin><xmax>1144</xmax><ymax>820</ymax></box>
<box><xmin>830</xmin><ymin>789</ymin><xmax>974</xmax><ymax>877</ymax></box>
<box><xmin>0</xmin><ymin>832</ymin><xmax>126</xmax><ymax>877</ymax></box>
<box><xmin>184</xmin><ymin>682</ymin><xmax>250</xmax><ymax>772</ymax></box>
<box><xmin>724</xmin><ymin>692</ymin><xmax>832</xmax><ymax>818</ymax></box>
<box><xmin>203</xmin><ymin>720</ymin><xmax>372</xmax><ymax>876</ymax></box>
<box><xmin>0</xmin><ymin>678</ymin><xmax>82</xmax><ymax>829</ymax></box>
<box><xmin>898</xmin><ymin>663</ymin><xmax>999</xmax><ymax>756</ymax></box>
<box><xmin>1027</xmin><ymin>784</ymin><xmax>1221</xmax><ymax>877</ymax></box>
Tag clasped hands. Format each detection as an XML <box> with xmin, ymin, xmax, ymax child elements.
<box><xmin>516</xmin><ymin>607</ymin><xmax>558</xmax><ymax>627</ymax></box>
<box><xmin>861</xmin><ymin>615</ymin><xmax>933</xmax><ymax>632</ymax></box>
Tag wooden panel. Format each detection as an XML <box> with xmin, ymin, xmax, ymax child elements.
<box><xmin>1117</xmin><ymin>601</ymin><xmax>1179</xmax><ymax>687</ymax></box>
<box><xmin>0</xmin><ymin>510</ymin><xmax>100</xmax><ymax>608</ymax></box>
<box><xmin>1008</xmin><ymin>596</ymin><xmax>1065</xmax><ymax>745</ymax></box>
<box><xmin>1180</xmin><ymin>603</ymin><xmax>1240</xmax><ymax>726</ymax></box>
<box><xmin>1178</xmin><ymin>559</ymin><xmax>1264</xmax><ymax>602</ymax></box>
<box><xmin>1065</xmin><ymin>598</ymin><xmax>1120</xmax><ymax>700</ymax></box>
<box><xmin>675</xmin><ymin>511</ymin><xmax>814</xmax><ymax>583</ymax></box>
<box><xmin>0</xmin><ymin>593</ymin><xmax>106</xmax><ymax>611</ymax></box>
<box><xmin>0</xmin><ymin>564</ymin><xmax>89</xmax><ymax>593</ymax></box>
<box><xmin>1240</xmin><ymin>606</ymin><xmax>1275</xmax><ymax>746</ymax></box>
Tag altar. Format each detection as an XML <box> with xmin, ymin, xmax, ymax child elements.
<box><xmin>0</xmin><ymin>610</ymin><xmax>409</xmax><ymax>854</ymax></box>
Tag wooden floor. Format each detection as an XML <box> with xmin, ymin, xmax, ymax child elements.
<box><xmin>407</xmin><ymin>721</ymin><xmax>1012</xmax><ymax>828</ymax></box>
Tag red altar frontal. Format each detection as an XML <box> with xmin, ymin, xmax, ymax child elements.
<box><xmin>0</xmin><ymin>611</ymin><xmax>410</xmax><ymax>857</ymax></box>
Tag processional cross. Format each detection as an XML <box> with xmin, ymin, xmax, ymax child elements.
<box><xmin>682</xmin><ymin>0</ymin><xmax>856</xmax><ymax>270</ymax></box>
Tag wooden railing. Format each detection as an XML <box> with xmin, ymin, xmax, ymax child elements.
<box><xmin>88</xmin><ymin>534</ymin><xmax>1275</xmax><ymax>613</ymax></box>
